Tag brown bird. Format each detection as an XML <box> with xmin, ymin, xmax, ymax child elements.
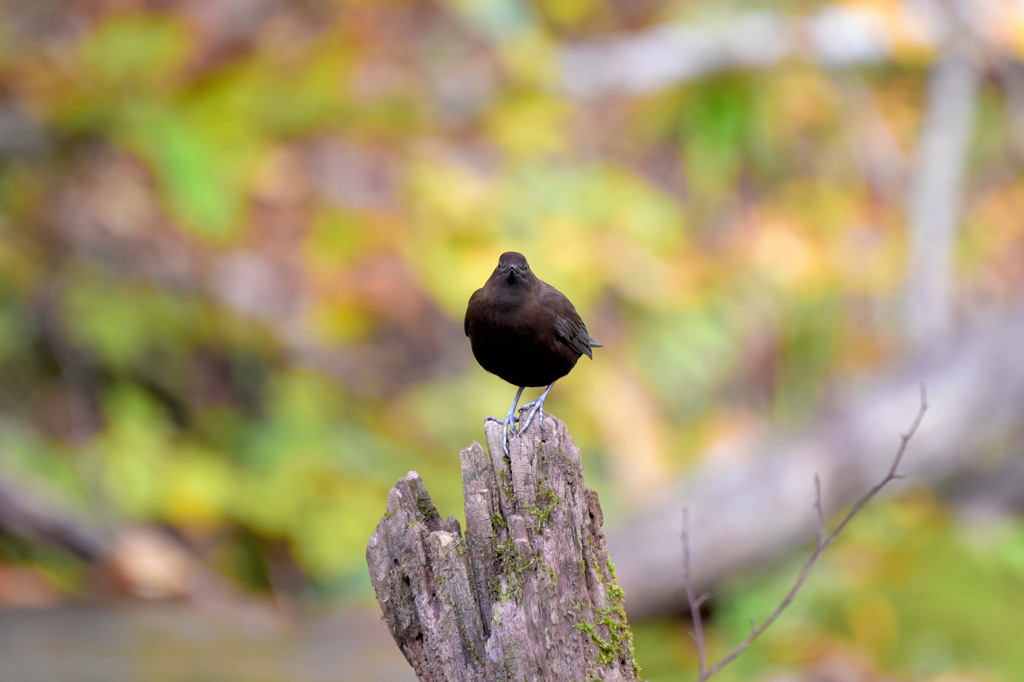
<box><xmin>465</xmin><ymin>251</ymin><xmax>601</xmax><ymax>453</ymax></box>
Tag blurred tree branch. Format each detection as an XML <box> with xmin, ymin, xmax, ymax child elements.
<box><xmin>903</xmin><ymin>13</ymin><xmax>981</xmax><ymax>352</ymax></box>
<box><xmin>560</xmin><ymin>1</ymin><xmax>1018</xmax><ymax>98</ymax></box>
<box><xmin>682</xmin><ymin>387</ymin><xmax>927</xmax><ymax>680</ymax></box>
<box><xmin>609</xmin><ymin>301</ymin><xmax>1024</xmax><ymax>619</ymax></box>
<box><xmin>0</xmin><ymin>473</ymin><xmax>106</xmax><ymax>562</ymax></box>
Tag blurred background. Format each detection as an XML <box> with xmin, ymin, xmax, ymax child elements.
<box><xmin>1</xmin><ymin>0</ymin><xmax>1024</xmax><ymax>680</ymax></box>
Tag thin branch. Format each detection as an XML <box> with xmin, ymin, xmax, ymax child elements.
<box><xmin>682</xmin><ymin>385</ymin><xmax>928</xmax><ymax>681</ymax></box>
<box><xmin>681</xmin><ymin>507</ymin><xmax>708</xmax><ymax>677</ymax></box>
<box><xmin>813</xmin><ymin>474</ymin><xmax>825</xmax><ymax>549</ymax></box>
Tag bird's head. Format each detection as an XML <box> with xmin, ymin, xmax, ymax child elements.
<box><xmin>495</xmin><ymin>251</ymin><xmax>536</xmax><ymax>286</ymax></box>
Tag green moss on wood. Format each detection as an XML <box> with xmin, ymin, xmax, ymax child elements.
<box><xmin>416</xmin><ymin>495</ymin><xmax>438</xmax><ymax>519</ymax></box>
<box><xmin>573</xmin><ymin>556</ymin><xmax>637</xmax><ymax>674</ymax></box>
<box><xmin>524</xmin><ymin>479</ymin><xmax>561</xmax><ymax>533</ymax></box>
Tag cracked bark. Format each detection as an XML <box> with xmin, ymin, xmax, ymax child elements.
<box><xmin>366</xmin><ymin>415</ymin><xmax>638</xmax><ymax>681</ymax></box>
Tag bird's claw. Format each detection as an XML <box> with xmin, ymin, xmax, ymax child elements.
<box><xmin>486</xmin><ymin>386</ymin><xmax>527</xmax><ymax>456</ymax></box>
<box><xmin>518</xmin><ymin>402</ymin><xmax>544</xmax><ymax>434</ymax></box>
<box><xmin>485</xmin><ymin>414</ymin><xmax>519</xmax><ymax>428</ymax></box>
<box><xmin>517</xmin><ymin>383</ymin><xmax>554</xmax><ymax>435</ymax></box>
<box><xmin>485</xmin><ymin>415</ymin><xmax>519</xmax><ymax>455</ymax></box>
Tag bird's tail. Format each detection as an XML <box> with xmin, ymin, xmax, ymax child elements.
<box><xmin>589</xmin><ymin>337</ymin><xmax>603</xmax><ymax>348</ymax></box>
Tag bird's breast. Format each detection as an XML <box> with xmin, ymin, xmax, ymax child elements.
<box><xmin>467</xmin><ymin>300</ymin><xmax>579</xmax><ymax>388</ymax></box>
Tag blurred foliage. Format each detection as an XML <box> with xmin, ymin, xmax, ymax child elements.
<box><xmin>1</xmin><ymin>0</ymin><xmax>1024</xmax><ymax>679</ymax></box>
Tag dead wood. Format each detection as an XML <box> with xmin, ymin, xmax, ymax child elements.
<box><xmin>367</xmin><ymin>415</ymin><xmax>638</xmax><ymax>681</ymax></box>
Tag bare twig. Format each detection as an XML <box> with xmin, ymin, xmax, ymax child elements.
<box><xmin>813</xmin><ymin>474</ymin><xmax>825</xmax><ymax>548</ymax></box>
<box><xmin>682</xmin><ymin>385</ymin><xmax>928</xmax><ymax>680</ymax></box>
<box><xmin>681</xmin><ymin>508</ymin><xmax>707</xmax><ymax>677</ymax></box>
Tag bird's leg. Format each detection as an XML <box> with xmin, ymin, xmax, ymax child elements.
<box><xmin>484</xmin><ymin>386</ymin><xmax>525</xmax><ymax>455</ymax></box>
<box><xmin>518</xmin><ymin>382</ymin><xmax>554</xmax><ymax>434</ymax></box>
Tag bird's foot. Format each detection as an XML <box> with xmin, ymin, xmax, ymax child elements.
<box><xmin>517</xmin><ymin>383</ymin><xmax>555</xmax><ymax>435</ymax></box>
<box><xmin>484</xmin><ymin>414</ymin><xmax>519</xmax><ymax>428</ymax></box>
<box><xmin>485</xmin><ymin>414</ymin><xmax>519</xmax><ymax>440</ymax></box>
<box><xmin>485</xmin><ymin>415</ymin><xmax>519</xmax><ymax>455</ymax></box>
<box><xmin>518</xmin><ymin>402</ymin><xmax>544</xmax><ymax>434</ymax></box>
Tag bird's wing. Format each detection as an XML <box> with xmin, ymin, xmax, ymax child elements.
<box><xmin>548</xmin><ymin>291</ymin><xmax>594</xmax><ymax>359</ymax></box>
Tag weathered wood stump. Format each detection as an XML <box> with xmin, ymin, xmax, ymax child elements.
<box><xmin>366</xmin><ymin>414</ymin><xmax>639</xmax><ymax>681</ymax></box>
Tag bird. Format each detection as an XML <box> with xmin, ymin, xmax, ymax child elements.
<box><xmin>464</xmin><ymin>251</ymin><xmax>601</xmax><ymax>454</ymax></box>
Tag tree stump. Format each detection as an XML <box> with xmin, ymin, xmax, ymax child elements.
<box><xmin>366</xmin><ymin>414</ymin><xmax>639</xmax><ymax>681</ymax></box>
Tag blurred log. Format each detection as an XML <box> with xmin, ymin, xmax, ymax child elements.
<box><xmin>0</xmin><ymin>474</ymin><xmax>261</xmax><ymax>606</ymax></box>
<box><xmin>560</xmin><ymin>1</ymin><xmax>1017</xmax><ymax>98</ymax></box>
<box><xmin>0</xmin><ymin>473</ymin><xmax>106</xmax><ymax>562</ymax></box>
<box><xmin>366</xmin><ymin>416</ymin><xmax>638</xmax><ymax>682</ymax></box>
<box><xmin>609</xmin><ymin>303</ymin><xmax>1024</xmax><ymax>619</ymax></box>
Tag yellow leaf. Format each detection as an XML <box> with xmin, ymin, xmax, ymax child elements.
<box><xmin>486</xmin><ymin>93</ymin><xmax>570</xmax><ymax>158</ymax></box>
